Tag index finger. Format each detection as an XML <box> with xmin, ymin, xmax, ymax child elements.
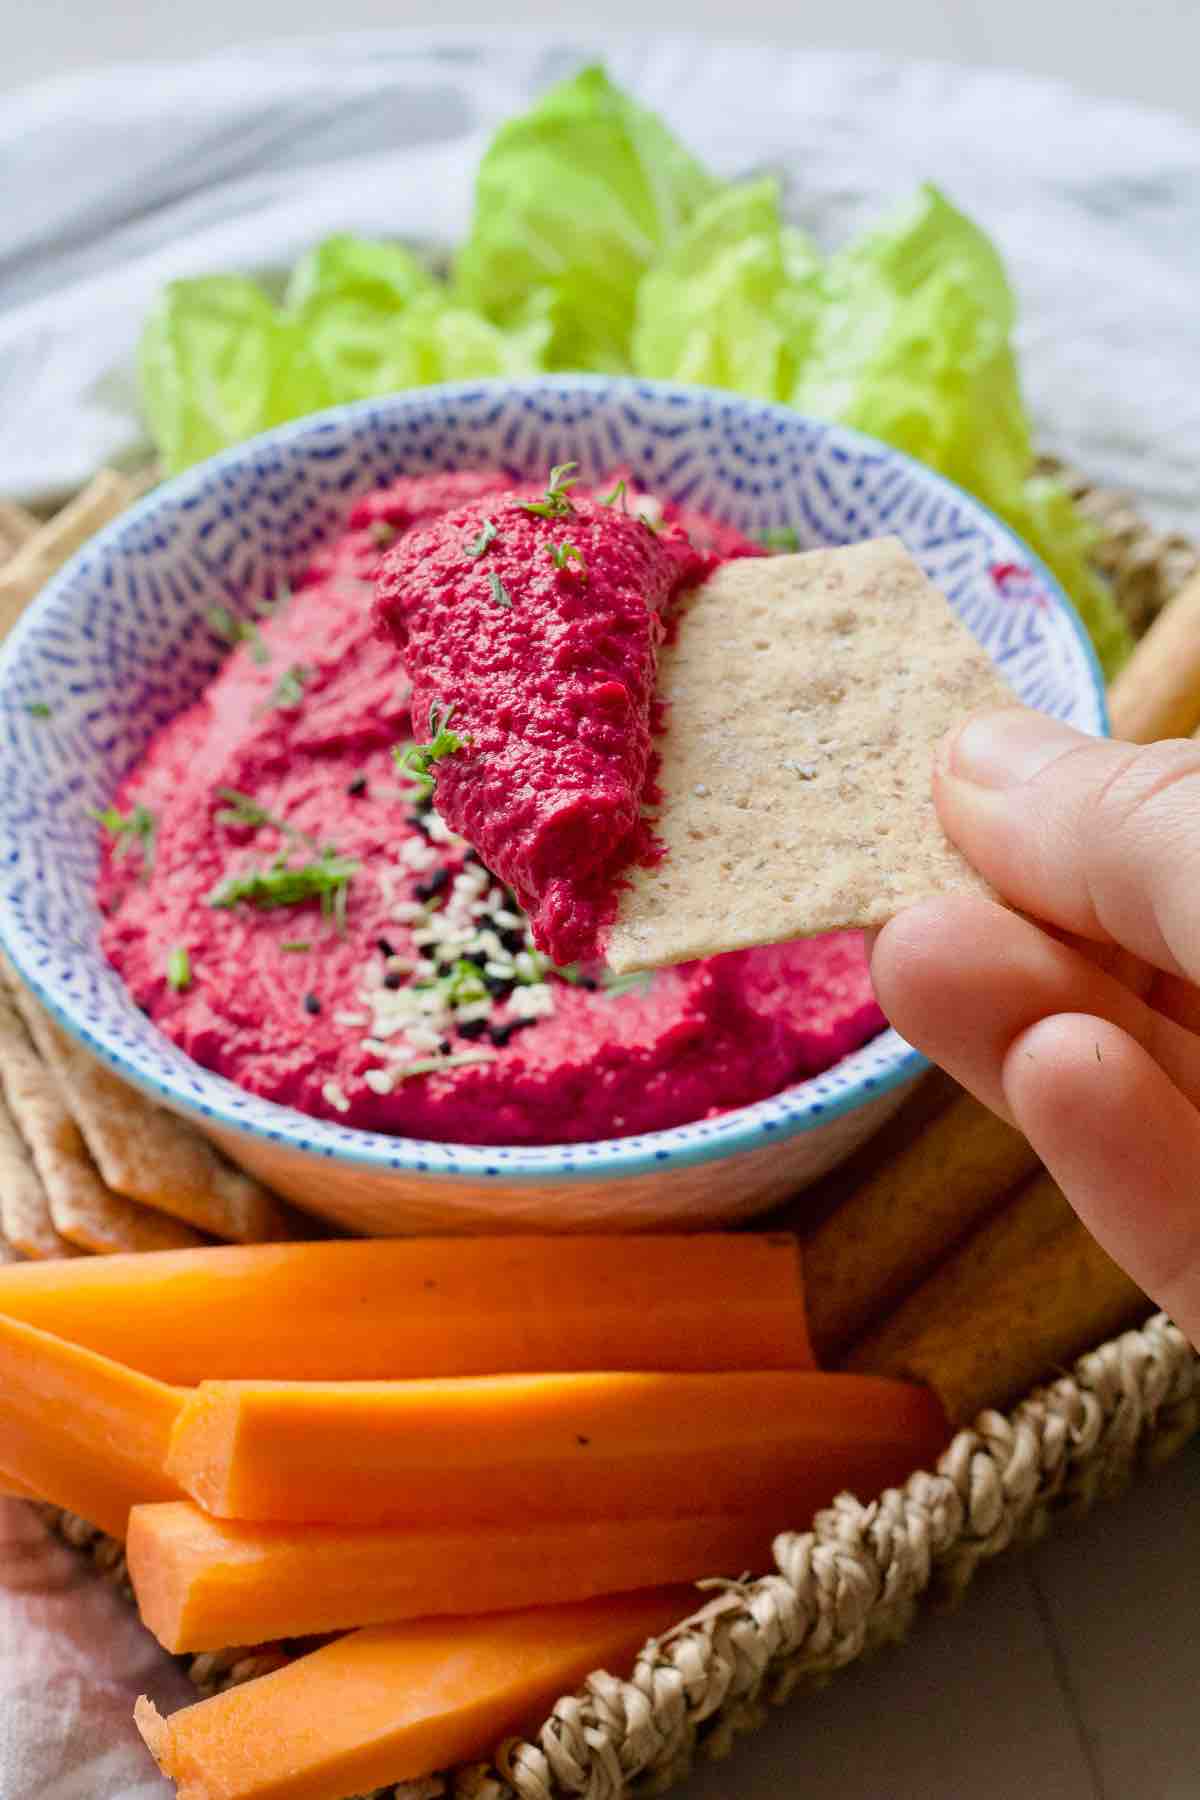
<box><xmin>935</xmin><ymin>706</ymin><xmax>1200</xmax><ymax>985</ymax></box>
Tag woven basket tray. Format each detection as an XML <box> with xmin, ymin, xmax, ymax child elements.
<box><xmin>28</xmin><ymin>460</ymin><xmax>1200</xmax><ymax>1800</ymax></box>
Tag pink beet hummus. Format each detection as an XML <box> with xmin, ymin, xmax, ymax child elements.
<box><xmin>97</xmin><ymin>470</ymin><xmax>884</xmax><ymax>1146</ymax></box>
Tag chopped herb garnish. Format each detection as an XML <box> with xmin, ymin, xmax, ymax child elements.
<box><xmin>254</xmin><ymin>581</ymin><xmax>292</xmax><ymax>619</ymax></box>
<box><xmin>280</xmin><ymin>940</ymin><xmax>312</xmax><ymax>953</ymax></box>
<box><xmin>546</xmin><ymin>540</ymin><xmax>587</xmax><ymax>579</ymax></box>
<box><xmin>602</xmin><ymin>969</ymin><xmax>655</xmax><ymax>998</ymax></box>
<box><xmin>520</xmin><ymin>461</ymin><xmax>578</xmax><ymax>521</ymax></box>
<box><xmin>465</xmin><ymin>518</ymin><xmax>499</xmax><ymax>560</ymax></box>
<box><xmin>261</xmin><ymin>663</ymin><xmax>310</xmax><ymax>711</ymax></box>
<box><xmin>598</xmin><ymin>478</ymin><xmax>628</xmax><ymax>512</ymax></box>
<box><xmin>89</xmin><ymin>802</ymin><xmax>157</xmax><ymax>874</ymax></box>
<box><xmin>166</xmin><ymin>946</ymin><xmax>191</xmax><ymax>992</ymax></box>
<box><xmin>25</xmin><ymin>701</ymin><xmax>52</xmax><ymax>719</ymax></box>
<box><xmin>759</xmin><ymin>526</ymin><xmax>802</xmax><ymax>553</ymax></box>
<box><xmin>208</xmin><ymin>607</ymin><xmax>270</xmax><ymax>665</ymax></box>
<box><xmin>391</xmin><ymin>1052</ymin><xmax>495</xmax><ymax>1082</ymax></box>
<box><xmin>207</xmin><ymin>848</ymin><xmax>359</xmax><ymax>931</ymax></box>
<box><xmin>214</xmin><ymin>788</ymin><xmax>317</xmax><ymax>850</ymax></box>
<box><xmin>368</xmin><ymin>521</ymin><xmax>397</xmax><ymax>549</ymax></box>
<box><xmin>486</xmin><ymin>569</ymin><xmax>513</xmax><ymax>609</ymax></box>
<box><xmin>394</xmin><ymin>702</ymin><xmax>468</xmax><ymax>789</ymax></box>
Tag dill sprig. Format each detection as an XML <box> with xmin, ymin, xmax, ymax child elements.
<box><xmin>394</xmin><ymin>702</ymin><xmax>468</xmax><ymax>790</ymax></box>
<box><xmin>521</xmin><ymin>462</ymin><xmax>579</xmax><ymax>521</ymax></box>
<box><xmin>90</xmin><ymin>802</ymin><xmax>157</xmax><ymax>875</ymax></box>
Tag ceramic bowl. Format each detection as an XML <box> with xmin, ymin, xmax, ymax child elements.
<box><xmin>0</xmin><ymin>378</ymin><xmax>1106</xmax><ymax>1234</ymax></box>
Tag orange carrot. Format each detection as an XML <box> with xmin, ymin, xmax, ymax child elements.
<box><xmin>0</xmin><ymin>1470</ymin><xmax>40</xmax><ymax>1501</ymax></box>
<box><xmin>166</xmin><ymin>1369</ymin><xmax>947</xmax><ymax>1529</ymax></box>
<box><xmin>0</xmin><ymin>1312</ymin><xmax>184</xmax><ymax>1537</ymax></box>
<box><xmin>128</xmin><ymin>1500</ymin><xmax>783</xmax><ymax>1653</ymax></box>
<box><xmin>136</xmin><ymin>1587</ymin><xmax>693</xmax><ymax>1800</ymax></box>
<box><xmin>0</xmin><ymin>1234</ymin><xmax>812</xmax><ymax>1383</ymax></box>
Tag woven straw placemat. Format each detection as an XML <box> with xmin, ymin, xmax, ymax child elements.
<box><xmin>21</xmin><ymin>461</ymin><xmax>1200</xmax><ymax>1800</ymax></box>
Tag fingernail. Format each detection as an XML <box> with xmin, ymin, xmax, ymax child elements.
<box><xmin>942</xmin><ymin>707</ymin><xmax>1079</xmax><ymax>790</ymax></box>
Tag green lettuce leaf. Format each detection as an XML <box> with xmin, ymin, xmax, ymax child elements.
<box><xmin>791</xmin><ymin>184</ymin><xmax>1131</xmax><ymax>673</ymax></box>
<box><xmin>139</xmin><ymin>276</ymin><xmax>333</xmax><ymax>476</ymax></box>
<box><xmin>141</xmin><ymin>250</ymin><xmax>549</xmax><ymax>476</ymax></box>
<box><xmin>632</xmin><ymin>178</ymin><xmax>823</xmax><ymax>399</ymax></box>
<box><xmin>455</xmin><ymin>64</ymin><xmax>719</xmax><ymax>371</ymax></box>
<box><xmin>285</xmin><ymin>234</ymin><xmax>438</xmax><ymax>403</ymax></box>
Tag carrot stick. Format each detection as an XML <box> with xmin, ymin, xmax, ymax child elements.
<box><xmin>0</xmin><ymin>1470</ymin><xmax>41</xmax><ymax>1501</ymax></box>
<box><xmin>136</xmin><ymin>1587</ymin><xmax>693</xmax><ymax>1800</ymax></box>
<box><xmin>844</xmin><ymin>1176</ymin><xmax>1146</xmax><ymax>1422</ymax></box>
<box><xmin>0</xmin><ymin>1313</ymin><xmax>185</xmax><ymax>1536</ymax></box>
<box><xmin>128</xmin><ymin>1501</ymin><xmax>784</xmax><ymax>1653</ymax></box>
<box><xmin>0</xmin><ymin>1234</ymin><xmax>812</xmax><ymax>1384</ymax></box>
<box><xmin>804</xmin><ymin>1095</ymin><xmax>1037</xmax><ymax>1358</ymax></box>
<box><xmin>165</xmin><ymin>1369</ymin><xmax>947</xmax><ymax>1529</ymax></box>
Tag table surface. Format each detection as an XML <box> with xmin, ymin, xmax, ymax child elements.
<box><xmin>4</xmin><ymin>14</ymin><xmax>1200</xmax><ymax>1799</ymax></box>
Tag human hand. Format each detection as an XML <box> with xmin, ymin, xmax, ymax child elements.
<box><xmin>871</xmin><ymin>705</ymin><xmax>1200</xmax><ymax>1346</ymax></box>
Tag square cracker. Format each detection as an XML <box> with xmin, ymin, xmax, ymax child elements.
<box><xmin>0</xmin><ymin>1087</ymin><xmax>77</xmax><ymax>1261</ymax></box>
<box><xmin>607</xmin><ymin>538</ymin><xmax>1014</xmax><ymax>974</ymax></box>
<box><xmin>0</xmin><ymin>987</ymin><xmax>204</xmax><ymax>1255</ymax></box>
<box><xmin>4</xmin><ymin>970</ymin><xmax>289</xmax><ymax>1244</ymax></box>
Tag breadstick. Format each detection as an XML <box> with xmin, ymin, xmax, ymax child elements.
<box><xmin>804</xmin><ymin>1096</ymin><xmax>1037</xmax><ymax>1358</ymax></box>
<box><xmin>1107</xmin><ymin>568</ymin><xmax>1200</xmax><ymax>743</ymax></box>
<box><xmin>844</xmin><ymin>1198</ymin><xmax>1145</xmax><ymax>1424</ymax></box>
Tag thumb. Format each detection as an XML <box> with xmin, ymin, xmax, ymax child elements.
<box><xmin>936</xmin><ymin>707</ymin><xmax>1200</xmax><ymax>984</ymax></box>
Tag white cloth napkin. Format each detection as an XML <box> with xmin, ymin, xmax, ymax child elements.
<box><xmin>0</xmin><ymin>1503</ymin><xmax>192</xmax><ymax>1798</ymax></box>
<box><xmin>3</xmin><ymin>33</ymin><xmax>1200</xmax><ymax>1800</ymax></box>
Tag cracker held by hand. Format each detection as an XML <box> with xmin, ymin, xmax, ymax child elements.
<box><xmin>607</xmin><ymin>539</ymin><xmax>1014</xmax><ymax>974</ymax></box>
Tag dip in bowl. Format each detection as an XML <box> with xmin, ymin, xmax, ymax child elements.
<box><xmin>0</xmin><ymin>378</ymin><xmax>1106</xmax><ymax>1234</ymax></box>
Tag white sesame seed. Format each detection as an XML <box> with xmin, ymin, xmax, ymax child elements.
<box><xmin>399</xmin><ymin>838</ymin><xmax>439</xmax><ymax>871</ymax></box>
<box><xmin>333</xmin><ymin>1011</ymin><xmax>369</xmax><ymax>1028</ymax></box>
<box><xmin>321</xmin><ymin>1080</ymin><xmax>351</xmax><ymax>1114</ymax></box>
<box><xmin>363</xmin><ymin>1068</ymin><xmax>395</xmax><ymax>1096</ymax></box>
<box><xmin>510</xmin><ymin>984</ymin><xmax>555</xmax><ymax>1020</ymax></box>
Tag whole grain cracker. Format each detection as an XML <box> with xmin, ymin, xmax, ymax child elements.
<box><xmin>0</xmin><ymin>1085</ymin><xmax>77</xmax><ymax>1261</ymax></box>
<box><xmin>0</xmin><ymin>988</ymin><xmax>203</xmax><ymax>1254</ymax></box>
<box><xmin>607</xmin><ymin>538</ymin><xmax>1014</xmax><ymax>973</ymax></box>
<box><xmin>0</xmin><ymin>469</ymin><xmax>144</xmax><ymax>640</ymax></box>
<box><xmin>4</xmin><ymin>971</ymin><xmax>288</xmax><ymax>1244</ymax></box>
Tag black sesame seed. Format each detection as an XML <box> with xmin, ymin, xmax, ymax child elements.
<box><xmin>376</xmin><ymin>937</ymin><xmax>395</xmax><ymax>958</ymax></box>
<box><xmin>438</xmin><ymin>1038</ymin><xmax>452</xmax><ymax>1055</ymax></box>
<box><xmin>489</xmin><ymin>1017</ymin><xmax>534</xmax><ymax>1048</ymax></box>
<box><xmin>458</xmin><ymin>949</ymin><xmax>489</xmax><ymax>968</ymax></box>
<box><xmin>483</xmin><ymin>973</ymin><xmax>514</xmax><ymax>998</ymax></box>
<box><xmin>414</xmin><ymin>867</ymin><xmax>451</xmax><ymax>903</ymax></box>
<box><xmin>498</xmin><ymin>927</ymin><xmax>526</xmax><ymax>954</ymax></box>
<box><xmin>456</xmin><ymin>1018</ymin><xmax>489</xmax><ymax>1040</ymax></box>
<box><xmin>303</xmin><ymin>992</ymin><xmax>322</xmax><ymax>1015</ymax></box>
<box><xmin>346</xmin><ymin>775</ymin><xmax>368</xmax><ymax>797</ymax></box>
<box><xmin>383</xmin><ymin>970</ymin><xmax>405</xmax><ymax>991</ymax></box>
<box><xmin>417</xmin><ymin>942</ymin><xmax>437</xmax><ymax>961</ymax></box>
<box><xmin>581</xmin><ymin>977</ymin><xmax>600</xmax><ymax>992</ymax></box>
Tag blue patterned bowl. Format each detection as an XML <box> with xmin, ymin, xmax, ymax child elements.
<box><xmin>0</xmin><ymin>379</ymin><xmax>1106</xmax><ymax>1234</ymax></box>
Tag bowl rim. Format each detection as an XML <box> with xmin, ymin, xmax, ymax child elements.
<box><xmin>0</xmin><ymin>374</ymin><xmax>1108</xmax><ymax>1183</ymax></box>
